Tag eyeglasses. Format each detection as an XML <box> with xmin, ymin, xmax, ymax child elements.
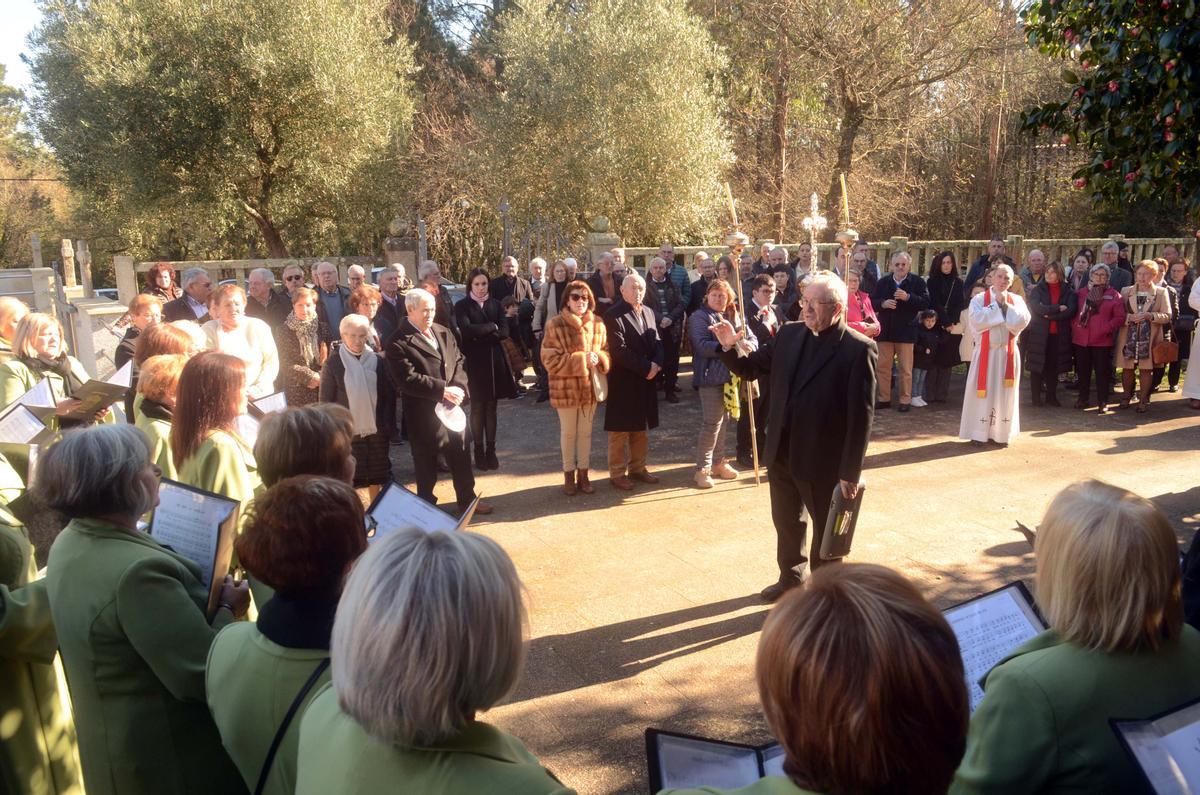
<box><xmin>568</xmin><ymin>294</ymin><xmax>588</xmax><ymax>302</ymax></box>
<box><xmin>284</xmin><ymin>275</ymin><xmax>303</xmax><ymax>282</ymax></box>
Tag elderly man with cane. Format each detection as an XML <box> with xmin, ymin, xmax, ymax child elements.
<box><xmin>712</xmin><ymin>272</ymin><xmax>877</xmax><ymax>601</ymax></box>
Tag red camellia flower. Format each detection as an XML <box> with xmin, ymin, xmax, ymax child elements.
<box><xmin>1166</xmin><ymin>115</ymin><xmax>1175</xmax><ymax>126</ymax></box>
<box><xmin>1125</xmin><ymin>173</ymin><xmax>1137</xmax><ymax>182</ymax></box>
<box><xmin>1104</xmin><ymin>159</ymin><xmax>1114</xmax><ymax>169</ymax></box>
<box><xmin>1130</xmin><ymin>26</ymin><xmax>1141</xmax><ymax>35</ymax></box>
<box><xmin>1166</xmin><ymin>60</ymin><xmax>1177</xmax><ymax>71</ymax></box>
<box><xmin>1073</xmin><ymin>178</ymin><xmax>1087</xmax><ymax>188</ymax></box>
<box><xmin>1061</xmin><ymin>133</ymin><xmax>1072</xmax><ymax>144</ymax></box>
<box><xmin>1161</xmin><ymin>0</ymin><xmax>1170</xmax><ymax>8</ymax></box>
<box><xmin>1165</xmin><ymin>131</ymin><xmax>1175</xmax><ymax>141</ymax></box>
<box><xmin>1108</xmin><ymin>80</ymin><xmax>1119</xmax><ymax>92</ymax></box>
<box><xmin>1074</xmin><ymin>87</ymin><xmax>1086</xmax><ymax>98</ymax></box>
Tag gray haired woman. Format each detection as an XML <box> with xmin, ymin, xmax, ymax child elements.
<box><xmin>319</xmin><ymin>314</ymin><xmax>396</xmax><ymax>499</ymax></box>
<box><xmin>294</xmin><ymin>529</ymin><xmax>573</xmax><ymax>794</ymax></box>
<box><xmin>40</xmin><ymin>424</ymin><xmax>250</xmax><ymax>795</ymax></box>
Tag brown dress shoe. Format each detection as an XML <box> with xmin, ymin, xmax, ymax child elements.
<box><xmin>576</xmin><ymin>469</ymin><xmax>594</xmax><ymax>494</ymax></box>
<box><xmin>629</xmin><ymin>470</ymin><xmax>660</xmax><ymax>484</ymax></box>
<box><xmin>760</xmin><ymin>577</ymin><xmax>803</xmax><ymax>602</ymax></box>
<box><xmin>610</xmin><ymin>474</ymin><xmax>634</xmax><ymax>491</ymax></box>
<box><xmin>470</xmin><ymin>500</ymin><xmax>494</xmax><ymax>516</ymax></box>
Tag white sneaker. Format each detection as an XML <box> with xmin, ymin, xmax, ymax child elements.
<box><xmin>694</xmin><ymin>469</ymin><xmax>714</xmax><ymax>489</ymax></box>
<box><xmin>911</xmin><ymin>396</ymin><xmax>928</xmax><ymax>408</ymax></box>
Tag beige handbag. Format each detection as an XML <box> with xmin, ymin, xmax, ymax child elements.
<box><xmin>591</xmin><ymin>367</ymin><xmax>608</xmax><ymax>402</ymax></box>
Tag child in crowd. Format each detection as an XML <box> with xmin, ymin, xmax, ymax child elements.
<box><xmin>912</xmin><ymin>309</ymin><xmax>941</xmax><ymax>408</ymax></box>
<box><xmin>499</xmin><ymin>296</ymin><xmax>528</xmax><ymax>396</ymax></box>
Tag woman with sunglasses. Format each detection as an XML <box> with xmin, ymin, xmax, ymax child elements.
<box><xmin>540</xmin><ymin>281</ymin><xmax>610</xmax><ymax>496</ymax></box>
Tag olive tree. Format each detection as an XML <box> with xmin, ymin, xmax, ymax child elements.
<box><xmin>28</xmin><ymin>0</ymin><xmax>415</xmax><ymax>257</ymax></box>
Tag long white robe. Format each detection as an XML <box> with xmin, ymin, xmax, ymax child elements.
<box><xmin>959</xmin><ymin>289</ymin><xmax>1032</xmax><ymax>443</ymax></box>
<box><xmin>1183</xmin><ymin>279</ymin><xmax>1200</xmax><ymax>399</ymax></box>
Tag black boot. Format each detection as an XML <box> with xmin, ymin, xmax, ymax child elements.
<box><xmin>474</xmin><ymin>446</ymin><xmax>487</xmax><ymax>470</ymax></box>
<box><xmin>486</xmin><ymin>444</ymin><xmax>499</xmax><ymax>470</ymax></box>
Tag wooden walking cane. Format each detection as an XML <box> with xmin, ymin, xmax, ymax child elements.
<box><xmin>723</xmin><ymin>183</ymin><xmax>761</xmax><ymax>485</ymax></box>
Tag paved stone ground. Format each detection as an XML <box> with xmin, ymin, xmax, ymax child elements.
<box><xmin>387</xmin><ymin>361</ymin><xmax>1200</xmax><ymax>795</ymax></box>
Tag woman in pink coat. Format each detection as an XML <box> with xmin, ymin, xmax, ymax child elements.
<box><xmin>1070</xmin><ymin>264</ymin><xmax>1126</xmax><ymax>414</ymax></box>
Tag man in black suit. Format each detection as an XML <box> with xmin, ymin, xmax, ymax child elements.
<box><xmin>245</xmin><ymin>268</ymin><xmax>291</xmax><ymax>329</ymax></box>
<box><xmin>161</xmin><ymin>267</ymin><xmax>213</xmax><ymax>324</ymax></box>
<box><xmin>313</xmin><ymin>260</ymin><xmax>351</xmax><ymax>344</ymax></box>
<box><xmin>373</xmin><ymin>265</ymin><xmax>405</xmax><ymax>344</ymax></box>
<box><xmin>385</xmin><ymin>288</ymin><xmax>493</xmax><ymax>517</ymax></box>
<box><xmin>737</xmin><ymin>274</ymin><xmax>785</xmax><ymax>468</ymax></box>
<box><xmin>714</xmin><ymin>272</ymin><xmax>877</xmax><ymax>602</ymax></box>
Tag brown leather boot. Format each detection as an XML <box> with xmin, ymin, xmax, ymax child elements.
<box><xmin>562</xmin><ymin>470</ymin><xmax>577</xmax><ymax>496</ymax></box>
<box><xmin>576</xmin><ymin>469</ymin><xmax>594</xmax><ymax>494</ymax></box>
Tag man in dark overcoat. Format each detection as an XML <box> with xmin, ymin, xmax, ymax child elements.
<box><xmin>386</xmin><ymin>288</ymin><xmax>493</xmax><ymax>517</ymax></box>
<box><xmin>603</xmin><ymin>272</ymin><xmax>664</xmax><ymax>491</ymax></box>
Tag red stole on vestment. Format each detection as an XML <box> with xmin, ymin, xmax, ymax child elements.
<box><xmin>977</xmin><ymin>290</ymin><xmax>1016</xmax><ymax>398</ymax></box>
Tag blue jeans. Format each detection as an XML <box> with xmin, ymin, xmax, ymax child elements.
<box><xmin>912</xmin><ymin>368</ymin><xmax>928</xmax><ymax>399</ymax></box>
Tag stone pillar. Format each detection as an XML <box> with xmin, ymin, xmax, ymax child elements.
<box><xmin>60</xmin><ymin>239</ymin><xmax>77</xmax><ymax>287</ymax></box>
<box><xmin>30</xmin><ymin>234</ymin><xmax>43</xmax><ymax>269</ymax></box>
<box><xmin>114</xmin><ymin>255</ymin><xmax>138</xmax><ymax>305</ymax></box>
<box><xmin>77</xmin><ymin>240</ymin><xmax>95</xmax><ymax>298</ymax></box>
<box><xmin>383</xmin><ymin>217</ymin><xmax>418</xmax><ymax>281</ymax></box>
<box><xmin>585</xmin><ymin>216</ymin><xmax>619</xmax><ymax>273</ymax></box>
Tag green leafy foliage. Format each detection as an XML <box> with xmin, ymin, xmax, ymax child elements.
<box><xmin>1022</xmin><ymin>0</ymin><xmax>1200</xmax><ymax>218</ymax></box>
<box><xmin>27</xmin><ymin>0</ymin><xmax>416</xmax><ymax>257</ymax></box>
<box><xmin>473</xmin><ymin>0</ymin><xmax>734</xmax><ymax>244</ymax></box>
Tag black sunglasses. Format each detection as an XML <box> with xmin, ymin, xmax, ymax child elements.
<box><xmin>568</xmin><ymin>294</ymin><xmax>588</xmax><ymax>301</ymax></box>
<box><xmin>284</xmin><ymin>275</ymin><xmax>303</xmax><ymax>281</ymax></box>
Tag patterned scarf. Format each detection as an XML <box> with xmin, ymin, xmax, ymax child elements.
<box><xmin>284</xmin><ymin>312</ymin><xmax>320</xmax><ymax>367</ymax></box>
<box><xmin>976</xmin><ymin>290</ymin><xmax>1016</xmax><ymax>398</ymax></box>
<box><xmin>1122</xmin><ymin>292</ymin><xmax>1153</xmax><ymax>363</ymax></box>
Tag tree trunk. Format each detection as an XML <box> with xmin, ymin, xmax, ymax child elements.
<box><xmin>242</xmin><ymin>201</ymin><xmax>289</xmax><ymax>258</ymax></box>
<box><xmin>825</xmin><ymin>102</ymin><xmax>864</xmax><ymax>232</ymax></box>
<box><xmin>770</xmin><ymin>49</ymin><xmax>790</xmax><ymax>240</ymax></box>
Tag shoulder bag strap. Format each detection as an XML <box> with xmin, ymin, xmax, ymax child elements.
<box><xmin>253</xmin><ymin>657</ymin><xmax>331</xmax><ymax>795</ymax></box>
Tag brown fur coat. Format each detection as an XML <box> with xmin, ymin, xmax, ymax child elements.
<box><xmin>540</xmin><ymin>309</ymin><xmax>611</xmax><ymax>409</ymax></box>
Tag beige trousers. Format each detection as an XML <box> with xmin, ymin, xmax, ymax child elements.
<box><xmin>556</xmin><ymin>405</ymin><xmax>596</xmax><ymax>471</ymax></box>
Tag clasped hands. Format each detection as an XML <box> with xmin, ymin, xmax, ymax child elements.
<box><xmin>442</xmin><ymin>385</ymin><xmax>465</xmax><ymax>405</ymax></box>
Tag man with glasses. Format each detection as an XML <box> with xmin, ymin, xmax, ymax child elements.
<box><xmin>872</xmin><ymin>252</ymin><xmax>930</xmax><ymax>412</ymax></box>
<box><xmin>713</xmin><ymin>272</ymin><xmax>877</xmax><ymax>601</ymax></box>
<box><xmin>162</xmin><ymin>267</ymin><xmax>213</xmax><ymax>324</ymax></box>
<box><xmin>280</xmin><ymin>264</ymin><xmax>307</xmax><ymax>297</ymax></box>
<box><xmin>851</xmin><ymin>242</ymin><xmax>881</xmax><ymax>294</ymax></box>
<box><xmin>659</xmin><ymin>242</ymin><xmax>692</xmax><ymax>307</ymax></box>
<box><xmin>644</xmin><ymin>257</ymin><xmax>686</xmax><ymax>403</ymax></box>
<box><xmin>245</xmin><ymin>268</ymin><xmax>290</xmax><ymax>330</ymax></box>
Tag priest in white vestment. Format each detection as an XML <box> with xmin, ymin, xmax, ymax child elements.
<box><xmin>959</xmin><ymin>264</ymin><xmax>1031</xmax><ymax>444</ymax></box>
<box><xmin>1183</xmin><ymin>277</ymin><xmax>1200</xmax><ymax>408</ymax></box>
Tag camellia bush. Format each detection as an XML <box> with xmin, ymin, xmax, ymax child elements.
<box><xmin>1021</xmin><ymin>0</ymin><xmax>1200</xmax><ymax>217</ymax></box>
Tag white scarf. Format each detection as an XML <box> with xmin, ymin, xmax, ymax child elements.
<box><xmin>338</xmin><ymin>344</ymin><xmax>378</xmax><ymax>437</ymax></box>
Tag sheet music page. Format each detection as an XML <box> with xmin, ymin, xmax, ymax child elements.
<box><xmin>760</xmin><ymin>744</ymin><xmax>786</xmax><ymax>778</ymax></box>
<box><xmin>106</xmin><ymin>360</ymin><xmax>133</xmax><ymax>388</ymax></box>
<box><xmin>150</xmin><ymin>482</ymin><xmax>237</xmax><ymax>589</ymax></box>
<box><xmin>236</xmin><ymin>415</ymin><xmax>259</xmax><ymax>449</ymax></box>
<box><xmin>17</xmin><ymin>378</ymin><xmax>56</xmax><ymax>409</ymax></box>
<box><xmin>656</xmin><ymin>735</ymin><xmax>761</xmax><ymax>790</ymax></box>
<box><xmin>944</xmin><ymin>586</ymin><xmax>1045</xmax><ymax>711</ymax></box>
<box><xmin>1119</xmin><ymin>721</ymin><xmax>1194</xmax><ymax>795</ymax></box>
<box><xmin>251</xmin><ymin>391</ymin><xmax>287</xmax><ymax>414</ymax></box>
<box><xmin>367</xmin><ymin>483</ymin><xmax>457</xmax><ymax>541</ymax></box>
<box><xmin>0</xmin><ymin>405</ymin><xmax>46</xmax><ymax>444</ymax></box>
<box><xmin>1156</xmin><ymin>707</ymin><xmax>1200</xmax><ymax>792</ymax></box>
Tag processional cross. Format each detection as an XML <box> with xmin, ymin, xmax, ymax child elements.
<box><xmin>801</xmin><ymin>193</ymin><xmax>827</xmax><ymax>272</ymax></box>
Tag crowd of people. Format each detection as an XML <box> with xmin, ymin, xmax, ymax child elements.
<box><xmin>0</xmin><ymin>238</ymin><xmax>1198</xmax><ymax>795</ymax></box>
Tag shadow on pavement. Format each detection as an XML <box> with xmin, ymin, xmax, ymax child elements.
<box><xmin>510</xmin><ymin>594</ymin><xmax>768</xmax><ymax>704</ymax></box>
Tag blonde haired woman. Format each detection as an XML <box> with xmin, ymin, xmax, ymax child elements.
<box><xmin>1114</xmin><ymin>260</ymin><xmax>1171</xmax><ymax>412</ymax></box>
<box><xmin>0</xmin><ymin>312</ymin><xmax>110</xmax><ymax>428</ymax></box>
<box><xmin>952</xmin><ymin>480</ymin><xmax>1200</xmax><ymax>794</ymax></box>
<box><xmin>295</xmin><ymin>529</ymin><xmax>572</xmax><ymax>794</ymax></box>
<box><xmin>540</xmin><ymin>280</ymin><xmax>609</xmax><ymax>496</ymax></box>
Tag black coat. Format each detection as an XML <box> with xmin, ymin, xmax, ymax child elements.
<box><xmin>926</xmin><ymin>272</ymin><xmax>967</xmax><ymax>367</ymax></box>
<box><xmin>586</xmin><ymin>271</ymin><xmax>624</xmax><ymax>312</ymax></box>
<box><xmin>246</xmin><ymin>289</ymin><xmax>292</xmax><ymax>329</ymax></box>
<box><xmin>453</xmin><ymin>297</ymin><xmax>518</xmax><ymax>403</ymax></box>
<box><xmin>374</xmin><ymin>295</ymin><xmax>403</xmax><ymax>346</ymax></box>
<box><xmin>161</xmin><ymin>295</ymin><xmax>209</xmax><ymax>324</ymax></box>
<box><xmin>385</xmin><ymin>319</ymin><xmax>470</xmax><ymax>452</ymax></box>
<box><xmin>722</xmin><ymin>321</ymin><xmax>877</xmax><ymax>484</ymax></box>
<box><xmin>1025</xmin><ymin>280</ymin><xmax>1079</xmax><ymax>375</ymax></box>
<box><xmin>746</xmin><ymin>302</ymin><xmax>787</xmax><ymax>410</ymax></box>
<box><xmin>914</xmin><ymin>326</ymin><xmax>941</xmax><ymax>371</ymax></box>
<box><xmin>431</xmin><ymin>284</ymin><xmax>460</xmax><ymax>341</ymax></box>
<box><xmin>603</xmin><ymin>304</ymin><xmax>664</xmax><ymax>433</ymax></box>
<box><xmin>872</xmin><ymin>273</ymin><xmax>931</xmax><ymax>343</ymax></box>
<box><xmin>115</xmin><ymin>327</ymin><xmax>139</xmax><ymax>422</ymax></box>
<box><xmin>318</xmin><ymin>349</ymin><xmax>397</xmax><ymax>437</ymax></box>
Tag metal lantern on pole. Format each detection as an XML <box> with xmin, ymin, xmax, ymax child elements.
<box><xmin>801</xmin><ymin>193</ymin><xmax>827</xmax><ymax>272</ymax></box>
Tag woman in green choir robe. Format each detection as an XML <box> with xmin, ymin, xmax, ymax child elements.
<box><xmin>39</xmin><ymin>425</ymin><xmax>251</xmax><ymax>795</ymax></box>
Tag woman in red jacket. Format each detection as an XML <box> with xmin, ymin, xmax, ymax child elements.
<box><xmin>1070</xmin><ymin>264</ymin><xmax>1126</xmax><ymax>414</ymax></box>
